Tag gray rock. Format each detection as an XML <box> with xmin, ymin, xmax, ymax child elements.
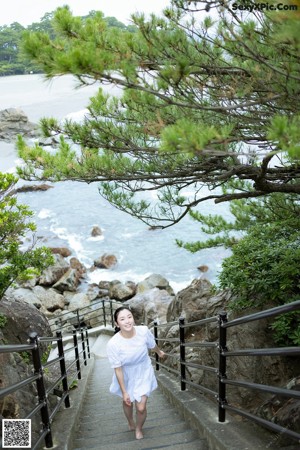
<box><xmin>39</xmin><ymin>254</ymin><xmax>70</xmax><ymax>286</ymax></box>
<box><xmin>68</xmin><ymin>293</ymin><xmax>91</xmax><ymax>311</ymax></box>
<box><xmin>126</xmin><ymin>288</ymin><xmax>173</xmax><ymax>325</ymax></box>
<box><xmin>91</xmin><ymin>226</ymin><xmax>102</xmax><ymax>237</ymax></box>
<box><xmin>0</xmin><ymin>108</ymin><xmax>38</xmax><ymax>141</ymax></box>
<box><xmin>49</xmin><ymin>247</ymin><xmax>72</xmax><ymax>257</ymax></box>
<box><xmin>52</xmin><ymin>268</ymin><xmax>79</xmax><ymax>292</ymax></box>
<box><xmin>0</xmin><ymin>297</ymin><xmax>52</xmax><ymax>443</ymax></box>
<box><xmin>94</xmin><ymin>254</ymin><xmax>118</xmax><ymax>269</ymax></box>
<box><xmin>32</xmin><ymin>286</ymin><xmax>66</xmax><ymax>311</ymax></box>
<box><xmin>136</xmin><ymin>273</ymin><xmax>175</xmax><ymax>296</ymax></box>
<box><xmin>109</xmin><ymin>280</ymin><xmax>136</xmax><ymax>301</ymax></box>
<box><xmin>5</xmin><ymin>287</ymin><xmax>42</xmax><ymax>309</ymax></box>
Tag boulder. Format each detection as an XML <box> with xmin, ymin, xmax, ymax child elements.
<box><xmin>32</xmin><ymin>286</ymin><xmax>66</xmax><ymax>312</ymax></box>
<box><xmin>52</xmin><ymin>268</ymin><xmax>80</xmax><ymax>292</ymax></box>
<box><xmin>0</xmin><ymin>298</ymin><xmax>52</xmax><ymax>444</ymax></box>
<box><xmin>91</xmin><ymin>226</ymin><xmax>102</xmax><ymax>237</ymax></box>
<box><xmin>256</xmin><ymin>376</ymin><xmax>300</xmax><ymax>445</ymax></box>
<box><xmin>197</xmin><ymin>265</ymin><xmax>209</xmax><ymax>272</ymax></box>
<box><xmin>10</xmin><ymin>184</ymin><xmax>53</xmax><ymax>194</ymax></box>
<box><xmin>167</xmin><ymin>278</ymin><xmax>215</xmax><ymax>323</ymax></box>
<box><xmin>69</xmin><ymin>257</ymin><xmax>86</xmax><ymax>278</ymax></box>
<box><xmin>86</xmin><ymin>283</ymin><xmax>101</xmax><ymax>301</ymax></box>
<box><xmin>0</xmin><ymin>297</ymin><xmax>51</xmax><ymax>347</ymax></box>
<box><xmin>4</xmin><ymin>287</ymin><xmax>42</xmax><ymax>309</ymax></box>
<box><xmin>67</xmin><ymin>293</ymin><xmax>91</xmax><ymax>311</ymax></box>
<box><xmin>38</xmin><ymin>254</ymin><xmax>70</xmax><ymax>286</ymax></box>
<box><xmin>136</xmin><ymin>273</ymin><xmax>175</xmax><ymax>296</ymax></box>
<box><xmin>94</xmin><ymin>254</ymin><xmax>118</xmax><ymax>269</ymax></box>
<box><xmin>0</xmin><ymin>108</ymin><xmax>38</xmax><ymax>141</ymax></box>
<box><xmin>126</xmin><ymin>288</ymin><xmax>173</xmax><ymax>325</ymax></box>
<box><xmin>109</xmin><ymin>280</ymin><xmax>136</xmax><ymax>301</ymax></box>
<box><xmin>49</xmin><ymin>247</ymin><xmax>72</xmax><ymax>257</ymax></box>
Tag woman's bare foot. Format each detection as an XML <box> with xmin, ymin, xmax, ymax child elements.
<box><xmin>135</xmin><ymin>429</ymin><xmax>144</xmax><ymax>440</ymax></box>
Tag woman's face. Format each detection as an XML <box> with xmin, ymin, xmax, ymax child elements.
<box><xmin>116</xmin><ymin>309</ymin><xmax>134</xmax><ymax>333</ymax></box>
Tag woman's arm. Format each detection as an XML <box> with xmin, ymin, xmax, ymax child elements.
<box><xmin>114</xmin><ymin>367</ymin><xmax>131</xmax><ymax>405</ymax></box>
<box><xmin>152</xmin><ymin>344</ymin><xmax>166</xmax><ymax>359</ymax></box>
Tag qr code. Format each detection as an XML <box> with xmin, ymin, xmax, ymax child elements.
<box><xmin>2</xmin><ymin>419</ymin><xmax>31</xmax><ymax>448</ymax></box>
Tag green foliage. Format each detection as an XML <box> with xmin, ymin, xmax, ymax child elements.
<box><xmin>268</xmin><ymin>115</ymin><xmax>300</xmax><ymax>159</ymax></box>
<box><xmin>0</xmin><ymin>172</ymin><xmax>54</xmax><ymax>299</ymax></box>
<box><xmin>270</xmin><ymin>311</ymin><xmax>300</xmax><ymax>346</ymax></box>
<box><xmin>41</xmin><ymin>344</ymin><xmax>52</xmax><ymax>365</ymax></box>
<box><xmin>0</xmin><ymin>313</ymin><xmax>7</xmax><ymax>328</ymax></box>
<box><xmin>178</xmin><ymin>191</ymin><xmax>300</xmax><ymax>251</ymax></box>
<box><xmin>219</xmin><ymin>219</ymin><xmax>300</xmax><ymax>305</ymax></box>
<box><xmin>69</xmin><ymin>380</ymin><xmax>78</xmax><ymax>390</ymax></box>
<box><xmin>0</xmin><ymin>11</ymin><xmax>135</xmax><ymax>76</ymax></box>
<box><xmin>219</xmin><ymin>218</ymin><xmax>300</xmax><ymax>345</ymax></box>
<box><xmin>20</xmin><ymin>351</ymin><xmax>30</xmax><ymax>364</ymax></box>
<box><xmin>15</xmin><ymin>1</ymin><xmax>300</xmax><ymax>229</ymax></box>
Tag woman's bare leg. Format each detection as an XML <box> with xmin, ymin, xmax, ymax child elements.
<box><xmin>135</xmin><ymin>395</ymin><xmax>148</xmax><ymax>439</ymax></box>
<box><xmin>122</xmin><ymin>401</ymin><xmax>135</xmax><ymax>430</ymax></box>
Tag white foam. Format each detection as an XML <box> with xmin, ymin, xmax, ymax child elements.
<box><xmin>64</xmin><ymin>108</ymin><xmax>90</xmax><ymax>123</ymax></box>
<box><xmin>88</xmin><ymin>269</ymin><xmax>152</xmax><ymax>285</ymax></box>
<box><xmin>51</xmin><ymin>226</ymin><xmax>84</xmax><ymax>255</ymax></box>
<box><xmin>38</xmin><ymin>208</ymin><xmax>55</xmax><ymax>219</ymax></box>
<box><xmin>87</xmin><ymin>235</ymin><xmax>104</xmax><ymax>242</ymax></box>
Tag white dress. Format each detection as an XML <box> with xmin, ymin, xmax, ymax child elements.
<box><xmin>106</xmin><ymin>325</ymin><xmax>158</xmax><ymax>402</ymax></box>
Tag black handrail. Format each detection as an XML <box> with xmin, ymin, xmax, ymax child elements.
<box><xmin>153</xmin><ymin>299</ymin><xmax>300</xmax><ymax>444</ymax></box>
<box><xmin>0</xmin><ymin>327</ymin><xmax>91</xmax><ymax>449</ymax></box>
<box><xmin>48</xmin><ymin>298</ymin><xmax>120</xmax><ymax>334</ymax></box>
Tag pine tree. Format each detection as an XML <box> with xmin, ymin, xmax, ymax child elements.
<box><xmin>17</xmin><ymin>1</ymin><xmax>300</xmax><ymax>228</ymax></box>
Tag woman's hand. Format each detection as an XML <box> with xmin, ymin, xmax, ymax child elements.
<box><xmin>158</xmin><ymin>349</ymin><xmax>166</xmax><ymax>360</ymax></box>
<box><xmin>123</xmin><ymin>391</ymin><xmax>132</xmax><ymax>406</ymax></box>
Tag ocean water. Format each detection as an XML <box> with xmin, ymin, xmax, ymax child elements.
<box><xmin>0</xmin><ymin>74</ymin><xmax>232</xmax><ymax>292</ymax></box>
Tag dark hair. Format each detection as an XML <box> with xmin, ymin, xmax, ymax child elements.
<box><xmin>113</xmin><ymin>306</ymin><xmax>133</xmax><ymax>334</ymax></box>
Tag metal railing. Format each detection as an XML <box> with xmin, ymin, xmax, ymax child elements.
<box><xmin>0</xmin><ymin>326</ymin><xmax>90</xmax><ymax>449</ymax></box>
<box><xmin>153</xmin><ymin>299</ymin><xmax>300</xmax><ymax>444</ymax></box>
<box><xmin>0</xmin><ymin>297</ymin><xmax>118</xmax><ymax>449</ymax></box>
<box><xmin>48</xmin><ymin>298</ymin><xmax>118</xmax><ymax>334</ymax></box>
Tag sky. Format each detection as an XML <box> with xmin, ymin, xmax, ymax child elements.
<box><xmin>0</xmin><ymin>0</ymin><xmax>171</xmax><ymax>27</ymax></box>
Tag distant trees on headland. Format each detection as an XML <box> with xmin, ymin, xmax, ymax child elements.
<box><xmin>0</xmin><ymin>11</ymin><xmax>135</xmax><ymax>76</ymax></box>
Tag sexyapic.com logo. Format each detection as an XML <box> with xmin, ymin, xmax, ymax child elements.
<box><xmin>231</xmin><ymin>2</ymin><xmax>298</xmax><ymax>11</ymax></box>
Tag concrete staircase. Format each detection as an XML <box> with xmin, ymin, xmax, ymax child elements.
<box><xmin>71</xmin><ymin>358</ymin><xmax>208</xmax><ymax>450</ymax></box>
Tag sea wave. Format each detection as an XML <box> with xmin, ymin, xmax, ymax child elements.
<box><xmin>38</xmin><ymin>208</ymin><xmax>56</xmax><ymax>219</ymax></box>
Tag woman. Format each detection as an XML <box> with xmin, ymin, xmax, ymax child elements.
<box><xmin>106</xmin><ymin>306</ymin><xmax>165</xmax><ymax>440</ymax></box>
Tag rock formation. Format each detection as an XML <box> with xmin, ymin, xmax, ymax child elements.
<box><xmin>0</xmin><ymin>298</ymin><xmax>52</xmax><ymax>444</ymax></box>
<box><xmin>0</xmin><ymin>108</ymin><xmax>38</xmax><ymax>141</ymax></box>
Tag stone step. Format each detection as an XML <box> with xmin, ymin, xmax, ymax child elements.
<box><xmin>73</xmin><ymin>429</ymin><xmax>203</xmax><ymax>449</ymax></box>
<box><xmin>73</xmin><ymin>438</ymin><xmax>207</xmax><ymax>450</ymax></box>
<box><xmin>79</xmin><ymin>404</ymin><xmax>181</xmax><ymax>424</ymax></box>
<box><xmin>77</xmin><ymin>419</ymin><xmax>191</xmax><ymax>439</ymax></box>
<box><xmin>70</xmin><ymin>358</ymin><xmax>208</xmax><ymax>450</ymax></box>
<box><xmin>78</xmin><ymin>413</ymin><xmax>184</xmax><ymax>433</ymax></box>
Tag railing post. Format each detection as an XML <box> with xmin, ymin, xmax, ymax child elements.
<box><xmin>102</xmin><ymin>300</ymin><xmax>106</xmax><ymax>327</ymax></box>
<box><xmin>218</xmin><ymin>311</ymin><xmax>228</xmax><ymax>422</ymax></box>
<box><xmin>85</xmin><ymin>328</ymin><xmax>90</xmax><ymax>359</ymax></box>
<box><xmin>154</xmin><ymin>320</ymin><xmax>159</xmax><ymax>371</ymax></box>
<box><xmin>29</xmin><ymin>332</ymin><xmax>53</xmax><ymax>448</ymax></box>
<box><xmin>80</xmin><ymin>328</ymin><xmax>87</xmax><ymax>366</ymax></box>
<box><xmin>76</xmin><ymin>309</ymin><xmax>80</xmax><ymax>328</ymax></box>
<box><xmin>179</xmin><ymin>317</ymin><xmax>186</xmax><ymax>391</ymax></box>
<box><xmin>73</xmin><ymin>329</ymin><xmax>81</xmax><ymax>380</ymax></box>
<box><xmin>56</xmin><ymin>331</ymin><xmax>70</xmax><ymax>408</ymax></box>
<box><xmin>110</xmin><ymin>300</ymin><xmax>114</xmax><ymax>328</ymax></box>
